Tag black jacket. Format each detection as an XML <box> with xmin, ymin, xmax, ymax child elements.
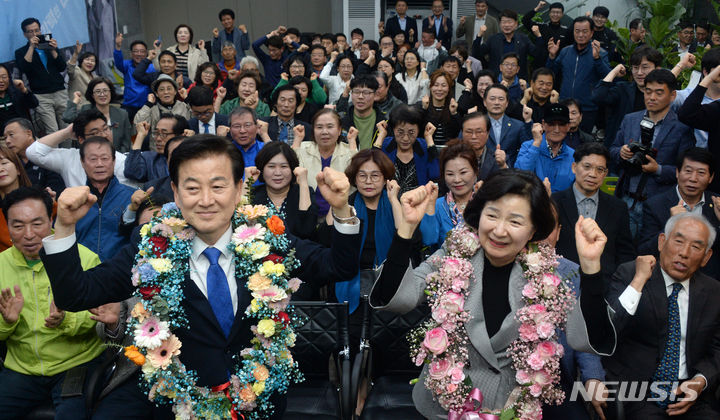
<box><xmin>0</xmin><ymin>84</ymin><xmax>39</xmax><ymax>128</ymax></box>
<box><xmin>471</xmin><ymin>32</ymin><xmax>544</xmax><ymax>80</ymax></box>
<box><xmin>253</xmin><ymin>183</ymin><xmax>318</xmax><ymax>239</ymax></box>
<box><xmin>677</xmin><ymin>85</ymin><xmax>720</xmax><ymax>193</ymax></box>
<box><xmin>592</xmin><ymin>80</ymin><xmax>644</xmax><ymax>149</ymax></box>
<box><xmin>14</xmin><ymin>44</ymin><xmax>66</xmax><ymax>94</ymax></box>
<box><xmin>384</xmin><ymin>15</ymin><xmax>418</xmax><ymax>45</ymax></box>
<box><xmin>553</xmin><ymin>187</ymin><xmax>636</xmax><ymax>277</ymax></box>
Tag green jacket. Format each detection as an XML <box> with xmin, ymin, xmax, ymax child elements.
<box><xmin>219</xmin><ymin>97</ymin><xmax>271</xmax><ymax>118</ymax></box>
<box><xmin>272</xmin><ymin>78</ymin><xmax>328</xmax><ymax>105</ymax></box>
<box><xmin>0</xmin><ymin>245</ymin><xmax>104</xmax><ymax>376</ymax></box>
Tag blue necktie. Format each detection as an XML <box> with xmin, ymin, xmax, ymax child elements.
<box><xmin>203</xmin><ymin>247</ymin><xmax>234</xmax><ymax>337</ymax></box>
<box><xmin>203</xmin><ymin>122</ymin><xmax>210</xmax><ymax>134</ymax></box>
<box><xmin>278</xmin><ymin>122</ymin><xmax>289</xmax><ymax>143</ymax></box>
<box><xmin>651</xmin><ymin>283</ymin><xmax>683</xmax><ymax>408</ymax></box>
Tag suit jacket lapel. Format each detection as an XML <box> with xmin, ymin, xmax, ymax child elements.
<box><xmin>647</xmin><ymin>268</ymin><xmax>669</xmax><ymax>355</ymax></box>
<box><xmin>228</xmin><ymin>275</ymin><xmax>251</xmax><ymax>341</ymax></box>
<box><xmin>183</xmin><ymin>271</ymin><xmax>227</xmax><ymax>336</ymax></box>
<box><xmin>595</xmin><ymin>192</ymin><xmax>610</xmax><ymax>230</ymax></box>
<box><xmin>686</xmin><ymin>274</ymin><xmax>706</xmax><ymax>366</ymax></box>
<box><xmin>465</xmin><ymin>248</ymin><xmax>501</xmax><ymax>370</ymax></box>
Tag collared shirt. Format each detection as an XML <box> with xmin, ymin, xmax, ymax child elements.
<box><xmin>573</xmin><ymin>184</ymin><xmax>599</xmax><ymax>219</ymax></box>
<box><xmin>618</xmin><ymin>269</ymin><xmax>690</xmax><ymax>379</ymax></box>
<box><xmin>234</xmin><ymin>139</ymin><xmax>264</xmax><ymax>168</ymax></box>
<box><xmin>277</xmin><ymin>117</ymin><xmax>296</xmax><ymax>145</ymax></box>
<box><xmin>190</xmin><ymin>226</ymin><xmax>238</xmax><ymax>314</ymax></box>
<box><xmin>474</xmin><ymin>15</ymin><xmax>487</xmax><ymax>38</ymax></box>
<box><xmin>398</xmin><ymin>16</ymin><xmax>407</xmax><ymax>31</ymax></box>
<box><xmin>676</xmin><ymin>186</ymin><xmax>705</xmax><ymax>214</ymax></box>
<box><xmin>434</xmin><ymin>14</ymin><xmax>444</xmax><ymax>37</ymax></box>
<box><xmin>490</xmin><ymin>116</ymin><xmax>502</xmax><ymax>142</ymax></box>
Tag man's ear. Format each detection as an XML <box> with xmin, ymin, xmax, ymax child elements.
<box><xmin>658</xmin><ymin>232</ymin><xmax>666</xmax><ymax>253</ymax></box>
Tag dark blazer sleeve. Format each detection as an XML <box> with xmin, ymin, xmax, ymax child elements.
<box><xmin>290</xmin><ymin>226</ymin><xmax>361</xmax><ymax>288</ymax></box>
<box><xmin>637</xmin><ymin>195</ymin><xmax>669</xmax><ymax>256</ymax></box>
<box><xmin>40</xmin><ymin>241</ymin><xmax>137</xmax><ymax>312</ymax></box>
<box><xmin>132</xmin><ymin>59</ymin><xmax>155</xmax><ymax>86</ymax></box>
<box><xmin>678</xmin><ymin>84</ymin><xmax>720</xmax><ymax>131</ymax></box>
<box><xmin>613</xmin><ymin>198</ymin><xmax>637</xmax><ymax>265</ymax></box>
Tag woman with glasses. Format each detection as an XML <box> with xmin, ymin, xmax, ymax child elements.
<box><xmin>188</xmin><ymin>62</ymin><xmax>221</xmax><ymax>96</ymax></box>
<box><xmin>395</xmin><ymin>50</ymin><xmax>429</xmax><ymax>105</ymax></box>
<box><xmin>374</xmin><ymin>104</ymin><xmax>439</xmax><ymax>196</ymax></box>
<box><xmin>320</xmin><ymin>52</ymin><xmax>355</xmax><ymax>105</ymax></box>
<box><xmin>62</xmin><ymin>77</ymin><xmax>132</xmax><ymax>152</ymax></box>
<box><xmin>419</xmin><ymin>70</ymin><xmax>462</xmax><ymax>146</ymax></box>
<box><xmin>66</xmin><ymin>41</ymin><xmax>98</xmax><ymax>107</ymax></box>
<box><xmin>293</xmin><ymin>109</ymin><xmax>356</xmax><ymax>218</ymax></box>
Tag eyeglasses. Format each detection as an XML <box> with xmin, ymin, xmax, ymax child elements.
<box><xmin>352</xmin><ymin>89</ymin><xmax>375</xmax><ymax>97</ymax></box>
<box><xmin>338</xmin><ymin>64</ymin><xmax>353</xmax><ymax>70</ymax></box>
<box><xmin>153</xmin><ymin>130</ymin><xmax>173</xmax><ymax>138</ymax></box>
<box><xmin>85</xmin><ymin>125</ymin><xmax>111</xmax><ymax>136</ymax></box>
<box><xmin>579</xmin><ymin>163</ymin><xmax>608</xmax><ymax>174</ymax></box>
<box><xmin>201</xmin><ymin>70</ymin><xmax>216</xmax><ymax>76</ymax></box>
<box><xmin>357</xmin><ymin>171</ymin><xmax>383</xmax><ymax>182</ymax></box>
<box><xmin>394</xmin><ymin>129</ymin><xmax>417</xmax><ymax>139</ymax></box>
<box><xmin>93</xmin><ymin>89</ymin><xmax>111</xmax><ymax>96</ymax></box>
<box><xmin>501</xmin><ymin>62</ymin><xmax>518</xmax><ymax>68</ymax></box>
<box><xmin>0</xmin><ymin>75</ymin><xmax>9</xmax><ymax>81</ymax></box>
<box><xmin>289</xmin><ymin>64</ymin><xmax>305</xmax><ymax>69</ymax></box>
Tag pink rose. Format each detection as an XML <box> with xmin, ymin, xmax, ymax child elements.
<box><xmin>519</xmin><ymin>323</ymin><xmax>539</xmax><ymax>341</ymax></box>
<box><xmin>527</xmin><ymin>352</ymin><xmax>545</xmax><ymax>370</ymax></box>
<box><xmin>536</xmin><ymin>341</ymin><xmax>556</xmax><ymax>358</ymax></box>
<box><xmin>542</xmin><ymin>273</ymin><xmax>561</xmax><ymax>287</ymax></box>
<box><xmin>287</xmin><ymin>278</ymin><xmax>302</xmax><ymax>293</ymax></box>
<box><xmin>423</xmin><ymin>328</ymin><xmax>449</xmax><ymax>355</ymax></box>
<box><xmin>432</xmin><ymin>307</ymin><xmax>449</xmax><ymax>323</ymax></box>
<box><xmin>516</xmin><ymin>370</ymin><xmax>531</xmax><ymax>384</ymax></box>
<box><xmin>532</xmin><ymin>369</ymin><xmax>552</xmax><ymax>386</ymax></box>
<box><xmin>529</xmin><ymin>383</ymin><xmax>543</xmax><ymax>397</ymax></box>
<box><xmin>442</xmin><ymin>320</ymin><xmax>458</xmax><ymax>333</ymax></box>
<box><xmin>441</xmin><ymin>291</ymin><xmax>465</xmax><ymax>313</ymax></box>
<box><xmin>414</xmin><ymin>353</ymin><xmax>426</xmax><ymax>366</ymax></box>
<box><xmin>527</xmin><ymin>304</ymin><xmax>547</xmax><ymax>315</ymax></box>
<box><xmin>536</xmin><ymin>322</ymin><xmax>555</xmax><ymax>339</ymax></box>
<box><xmin>446</xmin><ymin>383</ymin><xmax>458</xmax><ymax>393</ymax></box>
<box><xmin>449</xmin><ymin>367</ymin><xmax>465</xmax><ymax>384</ymax></box>
<box><xmin>451</xmin><ymin>278</ymin><xmax>468</xmax><ymax>292</ymax></box>
<box><xmin>522</xmin><ymin>283</ymin><xmax>538</xmax><ymax>299</ymax></box>
<box><xmin>428</xmin><ymin>358</ymin><xmax>452</xmax><ymax>379</ymax></box>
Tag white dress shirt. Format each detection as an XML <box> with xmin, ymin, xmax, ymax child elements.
<box><xmin>201</xmin><ymin>114</ymin><xmax>217</xmax><ymax>135</ymax></box>
<box><xmin>618</xmin><ymin>269</ymin><xmax>690</xmax><ymax>379</ymax></box>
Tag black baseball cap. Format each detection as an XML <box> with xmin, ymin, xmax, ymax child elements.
<box><xmin>544</xmin><ymin>104</ymin><xmax>570</xmax><ymax>124</ymax></box>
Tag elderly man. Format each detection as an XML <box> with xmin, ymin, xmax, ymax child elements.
<box><xmin>0</xmin><ymin>187</ymin><xmax>103</xmax><ymax>417</ymax></box>
<box><xmin>3</xmin><ymin>118</ymin><xmax>65</xmax><ymax>195</ymax></box>
<box><xmin>39</xmin><ymin>135</ymin><xmax>361</xmax><ymax>419</ymax></box>
<box><xmin>461</xmin><ymin>112</ymin><xmax>507</xmax><ymax>180</ymax></box>
<box><xmin>585</xmin><ymin>211</ymin><xmax>720</xmax><ymax>419</ymax></box>
<box><xmin>228</xmin><ymin>106</ymin><xmax>270</xmax><ymax>168</ymax></box>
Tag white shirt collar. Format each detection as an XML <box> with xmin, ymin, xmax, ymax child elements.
<box><xmin>661</xmin><ymin>268</ymin><xmax>690</xmax><ymax>293</ymax></box>
<box><xmin>191</xmin><ymin>225</ymin><xmax>233</xmax><ymax>262</ymax></box>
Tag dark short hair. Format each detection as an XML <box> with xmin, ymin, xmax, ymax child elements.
<box><xmin>164</xmin><ymin>136</ymin><xmax>186</xmax><ymax>159</ymax></box>
<box><xmin>130</xmin><ymin>40</ymin><xmax>148</xmax><ymax>51</ymax></box>
<box><xmin>678</xmin><ymin>21</ymin><xmax>694</xmax><ymax>30</ymax></box>
<box><xmin>484</xmin><ymin>83</ymin><xmax>509</xmax><ymax>101</ymax></box>
<box><xmin>237</xmin><ymin>70</ymin><xmax>262</xmax><ymax>91</ymax></box>
<box><xmin>310</xmin><ymin>44</ymin><xmax>327</xmax><ymax>56</ymax></box>
<box><xmin>78</xmin><ymin>51</ymin><xmax>98</xmax><ymax>72</ymax></box>
<box><xmin>79</xmin><ymin>136</ymin><xmax>115</xmax><ymax>161</ymax></box>
<box><xmin>701</xmin><ymin>47</ymin><xmax>720</xmax><ymax>74</ymax></box>
<box><xmin>677</xmin><ymin>147</ymin><xmax>715</xmax><ymax>176</ymax></box>
<box><xmin>187</xmin><ymin>85</ymin><xmax>215</xmax><ymax>107</ymax></box>
<box><xmin>350</xmin><ymin>74</ymin><xmax>379</xmax><ymax>90</ymax></box>
<box><xmin>389</xmin><ymin>104</ymin><xmax>423</xmax><ymax>132</ymax></box>
<box><xmin>289</xmin><ymin>75</ymin><xmax>313</xmax><ymax>96</ymax></box>
<box><xmin>271</xmin><ymin>84</ymin><xmax>302</xmax><ymax>110</ymax></box>
<box><xmin>449</xmin><ymin>45</ymin><xmax>469</xmax><ymax>61</ymax></box>
<box><xmin>321</xmin><ymin>33</ymin><xmax>337</xmax><ymax>43</ymax></box>
<box><xmin>73</xmin><ymin>108</ymin><xmax>107</xmax><ymax>139</ymax></box>
<box><xmin>193</xmin><ymin>62</ymin><xmax>220</xmax><ymax>87</ymax></box>
<box><xmin>462</xmin><ymin>112</ymin><xmax>491</xmax><ymax>132</ymax></box>
<box><xmin>266</xmin><ymin>36</ymin><xmax>284</xmax><ymax>49</ymax></box>
<box><xmin>573</xmin><ymin>142</ymin><xmax>610</xmax><ymax>164</ymax></box>
<box><xmin>2</xmin><ymin>186</ymin><xmax>53</xmax><ymax>221</ymax></box>
<box><xmin>592</xmin><ymin>6</ymin><xmax>609</xmax><ymax>18</ymax></box>
<box><xmin>158</xmin><ymin>113</ymin><xmax>189</xmax><ymax>135</ymax></box>
<box><xmin>218</xmin><ymin>8</ymin><xmax>235</xmax><ymax>20</ymax></box>
<box><xmin>629</xmin><ymin>18</ymin><xmax>643</xmax><ymax>30</ymax></box>
<box><xmin>283</xmin><ymin>56</ymin><xmax>310</xmax><ymax>77</ymax></box>
<box><xmin>644</xmin><ymin>68</ymin><xmax>678</xmax><ymax>91</ymax></box>
<box><xmin>531</xmin><ymin>67</ymin><xmax>555</xmax><ymax>83</ymax></box>
<box><xmin>351</xmin><ymin>28</ymin><xmax>364</xmax><ymax>38</ymax></box>
<box><xmin>500</xmin><ymin>52</ymin><xmax>519</xmax><ymax>64</ymax></box>
<box><xmin>499</xmin><ymin>9</ymin><xmax>518</xmax><ymax>21</ymax></box>
<box><xmin>371</xmin><ymin>70</ymin><xmax>389</xmax><ymax>88</ymax></box>
<box><xmin>363</xmin><ymin>40</ymin><xmax>380</xmax><ymax>55</ymax></box>
<box><xmin>573</xmin><ymin>16</ymin><xmax>594</xmax><ymax>31</ymax></box>
<box><xmin>422</xmin><ymin>27</ymin><xmax>436</xmax><ymax>37</ymax></box>
<box><xmin>441</xmin><ymin>55</ymin><xmax>462</xmax><ymax>68</ymax></box>
<box><xmin>21</xmin><ymin>18</ymin><xmax>40</xmax><ymax>32</ymax></box>
<box><xmin>3</xmin><ymin>117</ymin><xmax>34</xmax><ymax>137</ymax></box>
<box><xmin>169</xmin><ymin>135</ymin><xmax>244</xmax><ymax>186</ymax></box>
<box><xmin>345</xmin><ymin>149</ymin><xmax>396</xmax><ymax>188</ymax></box>
<box><xmin>440</xmin><ymin>140</ymin><xmax>478</xmax><ymax>176</ymax></box>
<box><xmin>335</xmin><ymin>32</ymin><xmax>347</xmax><ymax>40</ymax></box>
<box><xmin>311</xmin><ymin>109</ymin><xmax>343</xmax><ymax>143</ymax></box>
<box><xmin>254</xmin><ymin>141</ymin><xmax>300</xmax><ymax>184</ymax></box>
<box><xmin>85</xmin><ymin>77</ymin><xmax>118</xmax><ymax>104</ymax></box>
<box><xmin>336</xmin><ymin>53</ymin><xmax>356</xmax><ymax>73</ymax></box>
<box><xmin>549</xmin><ymin>2</ymin><xmax>564</xmax><ymax>11</ymax></box>
<box><xmin>158</xmin><ymin>50</ymin><xmax>177</xmax><ymax>63</ymax></box>
<box><xmin>629</xmin><ymin>45</ymin><xmax>663</xmax><ymax>67</ymax></box>
<box><xmin>286</xmin><ymin>27</ymin><xmax>300</xmax><ymax>38</ymax></box>
<box><xmin>560</xmin><ymin>98</ymin><xmax>583</xmax><ymax>114</ymax></box>
<box><xmin>174</xmin><ymin>24</ymin><xmax>194</xmax><ymax>44</ymax></box>
<box><xmin>464</xmin><ymin>169</ymin><xmax>555</xmax><ymax>242</ymax></box>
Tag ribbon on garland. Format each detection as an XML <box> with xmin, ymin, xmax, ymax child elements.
<box><xmin>448</xmin><ymin>388</ymin><xmax>500</xmax><ymax>420</ymax></box>
<box><xmin>211</xmin><ymin>382</ymin><xmax>245</xmax><ymax>420</ymax></box>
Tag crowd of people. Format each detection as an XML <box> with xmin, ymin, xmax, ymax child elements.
<box><xmin>1</xmin><ymin>0</ymin><xmax>720</xmax><ymax>419</ymax></box>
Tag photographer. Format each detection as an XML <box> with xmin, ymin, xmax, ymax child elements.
<box><xmin>611</xmin><ymin>69</ymin><xmax>694</xmax><ymax>237</ymax></box>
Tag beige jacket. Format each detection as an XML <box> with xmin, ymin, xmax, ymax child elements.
<box><xmin>296</xmin><ymin>141</ymin><xmax>356</xmax><ymax>189</ymax></box>
<box><xmin>154</xmin><ymin>44</ymin><xmax>209</xmax><ymax>80</ymax></box>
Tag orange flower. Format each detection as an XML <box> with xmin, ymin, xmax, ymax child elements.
<box><xmin>266</xmin><ymin>215</ymin><xmax>285</xmax><ymax>235</ymax></box>
<box><xmin>239</xmin><ymin>385</ymin><xmax>257</xmax><ymax>402</ymax></box>
<box><xmin>124</xmin><ymin>345</ymin><xmax>146</xmax><ymax>366</ymax></box>
<box><xmin>253</xmin><ymin>364</ymin><xmax>270</xmax><ymax>381</ymax></box>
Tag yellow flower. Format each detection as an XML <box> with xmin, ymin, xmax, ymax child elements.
<box><xmin>162</xmin><ymin>217</ymin><xmax>187</xmax><ymax>233</ymax></box>
<box><xmin>149</xmin><ymin>258</ymin><xmax>172</xmax><ymax>273</ymax></box>
<box><xmin>252</xmin><ymin>381</ymin><xmax>266</xmax><ymax>395</ymax></box>
<box><xmin>253</xmin><ymin>364</ymin><xmax>270</xmax><ymax>381</ymax></box>
<box><xmin>248</xmin><ymin>273</ymin><xmax>273</xmax><ymax>292</ymax></box>
<box><xmin>287</xmin><ymin>332</ymin><xmax>296</xmax><ymax>346</ymax></box>
<box><xmin>246</xmin><ymin>241</ymin><xmax>271</xmax><ymax>260</ymax></box>
<box><xmin>131</xmin><ymin>301</ymin><xmax>150</xmax><ymax>322</ymax></box>
<box><xmin>237</xmin><ymin>204</ymin><xmax>269</xmax><ymax>220</ymax></box>
<box><xmin>257</xmin><ymin>319</ymin><xmax>276</xmax><ymax>337</ymax></box>
<box><xmin>140</xmin><ymin>223</ymin><xmax>151</xmax><ymax>237</ymax></box>
<box><xmin>259</xmin><ymin>261</ymin><xmax>285</xmax><ymax>277</ymax></box>
<box><xmin>250</xmin><ymin>299</ymin><xmax>261</xmax><ymax>313</ymax></box>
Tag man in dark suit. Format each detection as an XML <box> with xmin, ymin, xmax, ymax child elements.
<box><xmin>585</xmin><ymin>213</ymin><xmax>720</xmax><ymax>419</ymax></box>
<box><xmin>260</xmin><ymin>85</ymin><xmax>311</xmax><ymax>145</ymax></box>
<box><xmin>456</xmin><ymin>0</ymin><xmax>499</xmax><ymax>45</ymax></box>
<box><xmin>186</xmin><ymin>86</ymin><xmax>229</xmax><ymax>135</ymax></box>
<box><xmin>381</xmin><ymin>0</ymin><xmax>418</xmax><ymax>47</ymax></box>
<box><xmin>422</xmin><ymin>0</ymin><xmax>453</xmax><ymax>50</ymax></box>
<box><xmin>471</xmin><ymin>9</ymin><xmax>544</xmax><ymax>80</ymax></box>
<box><xmin>611</xmin><ymin>69</ymin><xmax>695</xmax><ymax>238</ymax></box>
<box><xmin>483</xmin><ymin>84</ymin><xmax>532</xmax><ymax>167</ymax></box>
<box><xmin>639</xmin><ymin>147</ymin><xmax>720</xmax><ymax>277</ymax></box>
<box><xmin>39</xmin><ymin>136</ymin><xmax>361</xmax><ymax>419</ymax></box>
<box><xmin>553</xmin><ymin>142</ymin><xmax>635</xmax><ymax>277</ymax></box>
<box><xmin>461</xmin><ymin>112</ymin><xmax>506</xmax><ymax>180</ymax></box>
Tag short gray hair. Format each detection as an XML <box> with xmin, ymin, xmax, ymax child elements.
<box><xmin>221</xmin><ymin>41</ymin><xmax>236</xmax><ymax>51</ymax></box>
<box><xmin>664</xmin><ymin>212</ymin><xmax>716</xmax><ymax>252</ymax></box>
<box><xmin>239</xmin><ymin>56</ymin><xmax>259</xmax><ymax>68</ymax></box>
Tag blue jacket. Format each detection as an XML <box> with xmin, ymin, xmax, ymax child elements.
<box><xmin>547</xmin><ymin>44</ymin><xmax>611</xmax><ymax>112</ymax></box>
<box><xmin>487</xmin><ymin>115</ymin><xmax>532</xmax><ymax>167</ymax></box>
<box><xmin>252</xmin><ymin>36</ymin><xmax>293</xmax><ymax>86</ymax></box>
<box><xmin>123</xmin><ymin>150</ymin><xmax>168</xmax><ymax>183</ymax></box>
<box><xmin>420</xmin><ymin>196</ymin><xmax>462</xmax><ymax>248</ymax></box>
<box><xmin>113</xmin><ymin>49</ymin><xmax>154</xmax><ymax>108</ymax></box>
<box><xmin>515</xmin><ymin>136</ymin><xmax>575</xmax><ymax>193</ymax></box>
<box><xmin>76</xmin><ymin>177</ymin><xmax>135</xmax><ymax>261</ymax></box>
<box><xmin>381</xmin><ymin>137</ymin><xmax>440</xmax><ymax>186</ymax></box>
<box><xmin>610</xmin><ymin>109</ymin><xmax>694</xmax><ymax>197</ymax></box>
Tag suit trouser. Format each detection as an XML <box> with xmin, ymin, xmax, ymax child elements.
<box><xmin>34</xmin><ymin>90</ymin><xmax>68</xmax><ymax>136</ymax></box>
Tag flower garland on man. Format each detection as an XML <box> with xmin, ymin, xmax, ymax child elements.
<box><xmin>39</xmin><ymin>135</ymin><xmax>362</xmax><ymax>419</ymax></box>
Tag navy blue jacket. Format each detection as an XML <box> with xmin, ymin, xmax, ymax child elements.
<box><xmin>547</xmin><ymin>44</ymin><xmax>611</xmax><ymax>112</ymax></box>
<box><xmin>76</xmin><ymin>177</ymin><xmax>135</xmax><ymax>261</ymax></box>
<box><xmin>14</xmin><ymin>44</ymin><xmax>66</xmax><ymax>94</ymax></box>
<box><xmin>188</xmin><ymin>113</ymin><xmax>230</xmax><ymax>134</ymax></box>
<box><xmin>422</xmin><ymin>14</ymin><xmax>454</xmax><ymax>50</ymax></box>
<box><xmin>610</xmin><ymin>109</ymin><xmax>694</xmax><ymax>197</ymax></box>
<box><xmin>472</xmin><ymin>32</ymin><xmax>544</xmax><ymax>80</ymax></box>
<box><xmin>124</xmin><ymin>150</ymin><xmax>169</xmax><ymax>183</ymax></box>
<box><xmin>592</xmin><ymin>80</ymin><xmax>643</xmax><ymax>148</ymax></box>
<box><xmin>385</xmin><ymin>15</ymin><xmax>418</xmax><ymax>45</ymax></box>
<box><xmin>380</xmin><ymin>137</ymin><xmax>439</xmax><ymax>186</ymax></box>
<box><xmin>487</xmin><ymin>114</ymin><xmax>532</xmax><ymax>167</ymax></box>
<box><xmin>677</xmin><ymin>84</ymin><xmax>720</xmax><ymax>193</ymax></box>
